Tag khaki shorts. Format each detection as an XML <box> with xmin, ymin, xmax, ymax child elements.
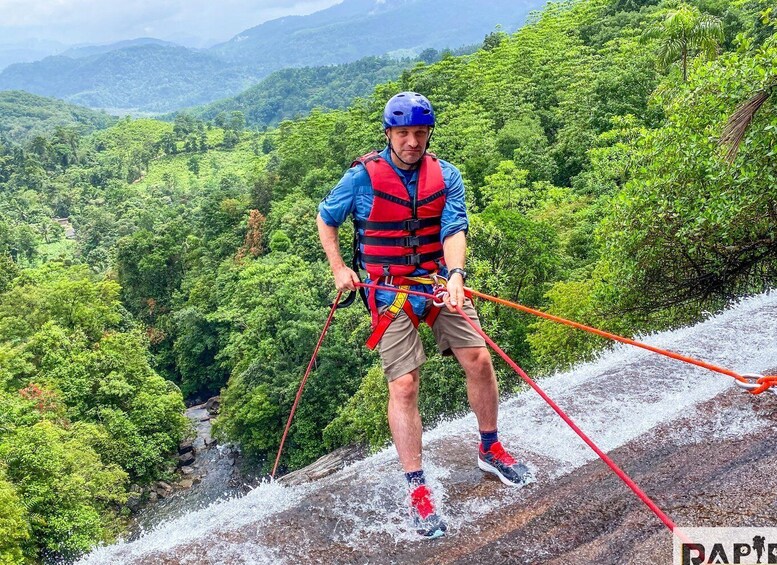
<box><xmin>377</xmin><ymin>298</ymin><xmax>486</xmax><ymax>382</ymax></box>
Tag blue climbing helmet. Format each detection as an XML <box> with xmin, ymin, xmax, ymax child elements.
<box><xmin>382</xmin><ymin>92</ymin><xmax>435</xmax><ymax>129</ymax></box>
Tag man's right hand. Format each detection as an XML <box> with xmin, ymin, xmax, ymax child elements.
<box><xmin>333</xmin><ymin>266</ymin><xmax>360</xmax><ymax>291</ymax></box>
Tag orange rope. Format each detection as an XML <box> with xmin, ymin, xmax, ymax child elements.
<box><xmin>467</xmin><ymin>288</ymin><xmax>776</xmax><ymax>394</ymax></box>
<box><xmin>752</xmin><ymin>375</ymin><xmax>777</xmax><ymax>394</ymax></box>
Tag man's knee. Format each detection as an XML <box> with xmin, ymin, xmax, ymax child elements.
<box><xmin>389</xmin><ymin>371</ymin><xmax>419</xmax><ymax>404</ymax></box>
<box><xmin>472</xmin><ymin>347</ymin><xmax>492</xmax><ymax>367</ymax></box>
<box><xmin>456</xmin><ymin>346</ymin><xmax>492</xmax><ymax>373</ymax></box>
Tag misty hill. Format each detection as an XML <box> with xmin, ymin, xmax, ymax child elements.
<box><xmin>0</xmin><ymin>0</ymin><xmax>545</xmax><ymax>114</ymax></box>
<box><xmin>0</xmin><ymin>45</ymin><xmax>256</xmax><ymax>114</ymax></box>
<box><xmin>0</xmin><ymin>90</ymin><xmax>116</xmax><ymax>143</ymax></box>
<box><xmin>210</xmin><ymin>0</ymin><xmax>540</xmax><ymax>71</ymax></box>
<box><xmin>0</xmin><ymin>39</ymin><xmax>66</xmax><ymax>72</ymax></box>
<box><xmin>60</xmin><ymin>38</ymin><xmax>180</xmax><ymax>59</ymax></box>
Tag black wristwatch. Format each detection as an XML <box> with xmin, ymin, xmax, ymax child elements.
<box><xmin>448</xmin><ymin>268</ymin><xmax>467</xmax><ymax>282</ymax></box>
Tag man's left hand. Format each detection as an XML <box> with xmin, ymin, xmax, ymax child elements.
<box><xmin>444</xmin><ymin>273</ymin><xmax>465</xmax><ymax>313</ymax></box>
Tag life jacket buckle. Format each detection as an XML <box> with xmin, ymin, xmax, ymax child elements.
<box><xmin>404</xmin><ymin>219</ymin><xmax>421</xmax><ymax>231</ymax></box>
<box><xmin>403</xmin><ymin>235</ymin><xmax>420</xmax><ymax>247</ymax></box>
<box><xmin>405</xmin><ymin>253</ymin><xmax>422</xmax><ymax>265</ymax></box>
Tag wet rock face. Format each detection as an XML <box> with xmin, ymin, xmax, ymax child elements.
<box><xmin>78</xmin><ymin>296</ymin><xmax>777</xmax><ymax>564</ymax></box>
<box><xmin>437</xmin><ymin>390</ymin><xmax>777</xmax><ymax>565</ymax></box>
<box><xmin>116</xmin><ymin>389</ymin><xmax>777</xmax><ymax>565</ymax></box>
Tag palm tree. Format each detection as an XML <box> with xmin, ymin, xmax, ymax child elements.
<box><xmin>642</xmin><ymin>4</ymin><xmax>724</xmax><ymax>82</ymax></box>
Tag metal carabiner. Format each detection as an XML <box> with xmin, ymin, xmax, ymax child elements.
<box><xmin>734</xmin><ymin>373</ymin><xmax>777</xmax><ymax>396</ymax></box>
<box><xmin>431</xmin><ymin>273</ymin><xmax>448</xmax><ymax>308</ymax></box>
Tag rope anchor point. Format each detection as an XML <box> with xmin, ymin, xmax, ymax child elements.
<box><xmin>734</xmin><ymin>373</ymin><xmax>777</xmax><ymax>396</ymax></box>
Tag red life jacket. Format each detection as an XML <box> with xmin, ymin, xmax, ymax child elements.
<box><xmin>353</xmin><ymin>151</ymin><xmax>447</xmax><ymax>279</ymax></box>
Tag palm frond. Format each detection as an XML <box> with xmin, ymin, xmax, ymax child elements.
<box><xmin>695</xmin><ymin>15</ymin><xmax>725</xmax><ymax>39</ymax></box>
<box><xmin>719</xmin><ymin>82</ymin><xmax>775</xmax><ymax>163</ymax></box>
<box><xmin>657</xmin><ymin>37</ymin><xmax>684</xmax><ymax>69</ymax></box>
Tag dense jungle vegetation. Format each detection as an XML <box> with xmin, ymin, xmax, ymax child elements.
<box><xmin>0</xmin><ymin>0</ymin><xmax>775</xmax><ymax>561</ymax></box>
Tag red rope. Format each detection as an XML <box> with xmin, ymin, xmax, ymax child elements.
<box><xmin>271</xmin><ymin>290</ymin><xmax>343</xmax><ymax>478</ymax></box>
<box><xmin>354</xmin><ymin>282</ymin><xmax>679</xmax><ymax>533</ymax></box>
<box><xmin>453</xmin><ymin>301</ymin><xmax>678</xmax><ymax>532</ymax></box>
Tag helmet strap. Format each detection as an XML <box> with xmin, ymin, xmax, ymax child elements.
<box><xmin>388</xmin><ymin>141</ymin><xmax>422</xmax><ymax>169</ymax></box>
<box><xmin>385</xmin><ymin>126</ymin><xmax>434</xmax><ymax>169</ymax></box>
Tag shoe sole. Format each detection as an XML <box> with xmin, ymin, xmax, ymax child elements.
<box><xmin>419</xmin><ymin>527</ymin><xmax>446</xmax><ymax>539</ymax></box>
<box><xmin>478</xmin><ymin>457</ymin><xmax>535</xmax><ymax>487</ymax></box>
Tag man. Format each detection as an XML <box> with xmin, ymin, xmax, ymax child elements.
<box><xmin>317</xmin><ymin>92</ymin><xmax>532</xmax><ymax>538</ymax></box>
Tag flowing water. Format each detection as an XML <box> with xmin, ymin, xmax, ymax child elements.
<box><xmin>79</xmin><ymin>292</ymin><xmax>777</xmax><ymax>564</ymax></box>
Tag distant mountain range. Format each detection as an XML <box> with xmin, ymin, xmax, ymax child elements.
<box><xmin>0</xmin><ymin>45</ymin><xmax>257</xmax><ymax>114</ymax></box>
<box><xmin>0</xmin><ymin>0</ymin><xmax>545</xmax><ymax>114</ymax></box>
<box><xmin>209</xmin><ymin>0</ymin><xmax>537</xmax><ymax>71</ymax></box>
<box><xmin>0</xmin><ymin>39</ymin><xmax>66</xmax><ymax>72</ymax></box>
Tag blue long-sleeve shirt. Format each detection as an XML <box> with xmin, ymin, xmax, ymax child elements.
<box><xmin>318</xmin><ymin>146</ymin><xmax>469</xmax><ymax>315</ymax></box>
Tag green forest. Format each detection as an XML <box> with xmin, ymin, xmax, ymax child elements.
<box><xmin>0</xmin><ymin>0</ymin><xmax>775</xmax><ymax>561</ymax></box>
<box><xmin>0</xmin><ymin>91</ymin><xmax>116</xmax><ymax>144</ymax></box>
<box><xmin>186</xmin><ymin>52</ymin><xmax>471</xmax><ymax>130</ymax></box>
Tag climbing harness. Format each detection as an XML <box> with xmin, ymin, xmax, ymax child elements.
<box><xmin>362</xmin><ymin>273</ymin><xmax>466</xmax><ymax>349</ymax></box>
<box><xmin>364</xmin><ymin>275</ymin><xmax>433</xmax><ymax>349</ymax></box>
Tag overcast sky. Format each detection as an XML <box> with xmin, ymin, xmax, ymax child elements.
<box><xmin>0</xmin><ymin>0</ymin><xmax>343</xmax><ymax>47</ymax></box>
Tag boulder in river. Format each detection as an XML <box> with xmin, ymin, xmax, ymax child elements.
<box><xmin>205</xmin><ymin>395</ymin><xmax>221</xmax><ymax>416</ymax></box>
<box><xmin>179</xmin><ymin>451</ymin><xmax>195</xmax><ymax>466</ymax></box>
<box><xmin>178</xmin><ymin>439</ymin><xmax>194</xmax><ymax>455</ymax></box>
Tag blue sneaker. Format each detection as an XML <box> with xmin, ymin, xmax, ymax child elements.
<box><xmin>409</xmin><ymin>484</ymin><xmax>447</xmax><ymax>538</ymax></box>
<box><xmin>478</xmin><ymin>441</ymin><xmax>534</xmax><ymax>487</ymax></box>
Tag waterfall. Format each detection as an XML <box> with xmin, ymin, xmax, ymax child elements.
<box><xmin>78</xmin><ymin>291</ymin><xmax>777</xmax><ymax>564</ymax></box>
